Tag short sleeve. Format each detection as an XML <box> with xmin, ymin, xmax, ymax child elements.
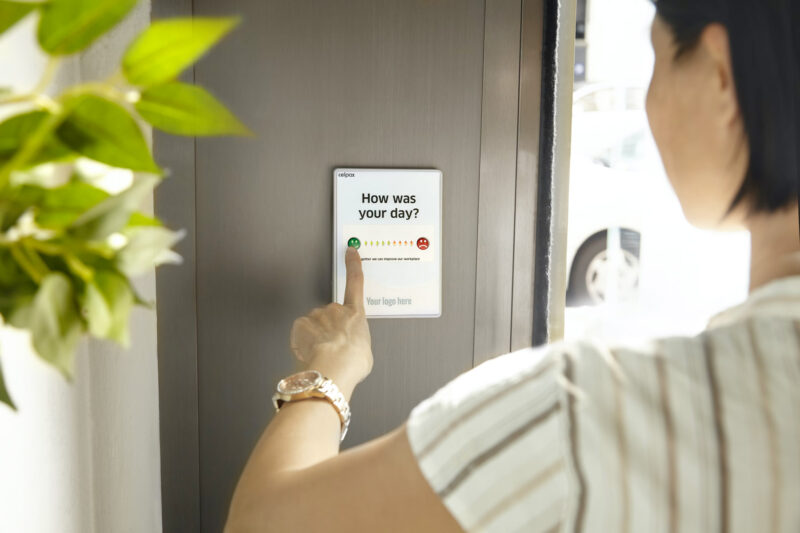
<box><xmin>405</xmin><ymin>344</ymin><xmax>572</xmax><ymax>532</ymax></box>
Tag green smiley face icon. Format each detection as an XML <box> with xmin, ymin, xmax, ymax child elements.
<box><xmin>347</xmin><ymin>237</ymin><xmax>361</xmax><ymax>249</ymax></box>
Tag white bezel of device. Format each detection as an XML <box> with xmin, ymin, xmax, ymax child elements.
<box><xmin>332</xmin><ymin>168</ymin><xmax>443</xmax><ymax>318</ymax></box>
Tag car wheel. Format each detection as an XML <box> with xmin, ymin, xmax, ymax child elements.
<box><xmin>566</xmin><ymin>229</ymin><xmax>641</xmax><ymax>306</ymax></box>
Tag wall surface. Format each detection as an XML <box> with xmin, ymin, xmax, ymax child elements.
<box><xmin>154</xmin><ymin>1</ymin><xmax>566</xmax><ymax>530</ymax></box>
<box><xmin>0</xmin><ymin>3</ymin><xmax>163</xmax><ymax>532</ymax></box>
<box><xmin>156</xmin><ymin>0</ymin><xmax>488</xmax><ymax>530</ymax></box>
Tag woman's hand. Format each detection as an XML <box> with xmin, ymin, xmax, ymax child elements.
<box><xmin>289</xmin><ymin>247</ymin><xmax>373</xmax><ymax>397</ymax></box>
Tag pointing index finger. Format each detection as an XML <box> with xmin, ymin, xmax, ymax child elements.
<box><xmin>344</xmin><ymin>246</ymin><xmax>365</xmax><ymax>312</ymax></box>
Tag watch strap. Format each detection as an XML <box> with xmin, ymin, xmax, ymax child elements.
<box><xmin>317</xmin><ymin>378</ymin><xmax>351</xmax><ymax>443</ymax></box>
<box><xmin>272</xmin><ymin>374</ymin><xmax>351</xmax><ymax>443</ymax></box>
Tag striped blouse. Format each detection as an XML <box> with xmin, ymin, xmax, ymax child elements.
<box><xmin>406</xmin><ymin>274</ymin><xmax>800</xmax><ymax>532</ymax></box>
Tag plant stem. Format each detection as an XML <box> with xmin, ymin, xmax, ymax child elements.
<box><xmin>0</xmin><ymin>94</ymin><xmax>60</xmax><ymax>111</ymax></box>
<box><xmin>67</xmin><ymin>82</ymin><xmax>127</xmax><ymax>102</ymax></box>
<box><xmin>34</xmin><ymin>95</ymin><xmax>61</xmax><ymax>113</ymax></box>
<box><xmin>34</xmin><ymin>57</ymin><xmax>61</xmax><ymax>95</ymax></box>
<box><xmin>104</xmin><ymin>70</ymin><xmax>126</xmax><ymax>86</ymax></box>
<box><xmin>23</xmin><ymin>238</ymin><xmax>93</xmax><ymax>281</ymax></box>
<box><xmin>64</xmin><ymin>253</ymin><xmax>93</xmax><ymax>282</ymax></box>
<box><xmin>0</xmin><ymin>57</ymin><xmax>61</xmax><ymax>106</ymax></box>
<box><xmin>23</xmin><ymin>238</ymin><xmax>62</xmax><ymax>255</ymax></box>
<box><xmin>0</xmin><ymin>93</ymin><xmax>36</xmax><ymax>106</ymax></box>
<box><xmin>10</xmin><ymin>244</ymin><xmax>44</xmax><ymax>283</ymax></box>
<box><xmin>22</xmin><ymin>242</ymin><xmax>50</xmax><ymax>276</ymax></box>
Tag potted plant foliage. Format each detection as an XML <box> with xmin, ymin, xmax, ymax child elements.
<box><xmin>0</xmin><ymin>0</ymin><xmax>248</xmax><ymax>408</ymax></box>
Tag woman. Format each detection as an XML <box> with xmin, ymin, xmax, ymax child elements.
<box><xmin>226</xmin><ymin>1</ymin><xmax>800</xmax><ymax>531</ymax></box>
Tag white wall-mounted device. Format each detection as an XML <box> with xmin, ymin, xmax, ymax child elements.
<box><xmin>333</xmin><ymin>168</ymin><xmax>442</xmax><ymax>318</ymax></box>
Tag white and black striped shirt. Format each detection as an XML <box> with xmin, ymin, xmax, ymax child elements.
<box><xmin>406</xmin><ymin>274</ymin><xmax>800</xmax><ymax>532</ymax></box>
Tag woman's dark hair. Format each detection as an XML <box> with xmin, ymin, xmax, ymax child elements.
<box><xmin>653</xmin><ymin>0</ymin><xmax>800</xmax><ymax>218</ymax></box>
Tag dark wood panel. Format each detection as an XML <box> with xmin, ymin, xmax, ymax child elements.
<box><xmin>511</xmin><ymin>0</ymin><xmax>545</xmax><ymax>351</ymax></box>
<box><xmin>191</xmin><ymin>1</ymin><xmax>486</xmax><ymax>530</ymax></box>
<box><xmin>473</xmin><ymin>0</ymin><xmax>523</xmax><ymax>365</ymax></box>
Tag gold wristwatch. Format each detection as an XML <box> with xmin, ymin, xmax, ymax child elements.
<box><xmin>272</xmin><ymin>369</ymin><xmax>351</xmax><ymax>443</ymax></box>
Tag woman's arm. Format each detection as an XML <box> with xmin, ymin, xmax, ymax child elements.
<box><xmin>225</xmin><ymin>419</ymin><xmax>463</xmax><ymax>533</ymax></box>
<box><xmin>224</xmin><ymin>247</ymin><xmax>463</xmax><ymax>533</ymax></box>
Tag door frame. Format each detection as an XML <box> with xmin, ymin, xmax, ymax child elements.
<box><xmin>473</xmin><ymin>0</ymin><xmax>575</xmax><ymax>363</ymax></box>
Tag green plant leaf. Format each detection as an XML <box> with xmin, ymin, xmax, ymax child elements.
<box><xmin>122</xmin><ymin>17</ymin><xmax>239</xmax><ymax>87</ymax></box>
<box><xmin>12</xmin><ymin>273</ymin><xmax>82</xmax><ymax>378</ymax></box>
<box><xmin>56</xmin><ymin>95</ymin><xmax>160</xmax><ymax>173</ymax></box>
<box><xmin>0</xmin><ymin>1</ymin><xmax>36</xmax><ymax>36</ymax></box>
<box><xmin>81</xmin><ymin>269</ymin><xmax>133</xmax><ymax>346</ymax></box>
<box><xmin>0</xmin><ymin>247</ymin><xmax>35</xmax><ymax>289</ymax></box>
<box><xmin>40</xmin><ymin>180</ymin><xmax>109</xmax><ymax>209</ymax></box>
<box><xmin>69</xmin><ymin>174</ymin><xmax>158</xmax><ymax>240</ymax></box>
<box><xmin>0</xmin><ymin>180</ymin><xmax>109</xmax><ymax>230</ymax></box>
<box><xmin>1</xmin><ymin>290</ymin><xmax>34</xmax><ymax>328</ymax></box>
<box><xmin>37</xmin><ymin>0</ymin><xmax>136</xmax><ymax>55</ymax></box>
<box><xmin>116</xmin><ymin>226</ymin><xmax>183</xmax><ymax>276</ymax></box>
<box><xmin>0</xmin><ymin>111</ymin><xmax>73</xmax><ymax>168</ymax></box>
<box><xmin>0</xmin><ymin>249</ymin><xmax>37</xmax><ymax>329</ymax></box>
<box><xmin>0</xmin><ymin>184</ymin><xmax>42</xmax><ymax>231</ymax></box>
<box><xmin>127</xmin><ymin>211</ymin><xmax>161</xmax><ymax>227</ymax></box>
<box><xmin>33</xmin><ymin>180</ymin><xmax>110</xmax><ymax>228</ymax></box>
<box><xmin>136</xmin><ymin>82</ymin><xmax>250</xmax><ymax>136</ymax></box>
<box><xmin>0</xmin><ymin>203</ymin><xmax>30</xmax><ymax>231</ymax></box>
<box><xmin>0</xmin><ymin>355</ymin><xmax>15</xmax><ymax>410</ymax></box>
<box><xmin>130</xmin><ymin>285</ymin><xmax>152</xmax><ymax>308</ymax></box>
<box><xmin>33</xmin><ymin>210</ymin><xmax>77</xmax><ymax>228</ymax></box>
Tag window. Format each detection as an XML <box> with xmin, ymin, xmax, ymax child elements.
<box><xmin>563</xmin><ymin>0</ymin><xmax>751</xmax><ymax>343</ymax></box>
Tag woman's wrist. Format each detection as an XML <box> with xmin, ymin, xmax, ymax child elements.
<box><xmin>304</xmin><ymin>357</ymin><xmax>359</xmax><ymax>402</ymax></box>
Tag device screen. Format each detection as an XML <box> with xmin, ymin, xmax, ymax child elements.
<box><xmin>333</xmin><ymin>168</ymin><xmax>442</xmax><ymax>318</ymax></box>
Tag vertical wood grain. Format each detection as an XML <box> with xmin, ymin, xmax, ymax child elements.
<box><xmin>153</xmin><ymin>1</ymin><xmax>570</xmax><ymax>529</ymax></box>
<box><xmin>190</xmin><ymin>1</ymin><xmax>485</xmax><ymax>530</ymax></box>
<box><xmin>473</xmin><ymin>0</ymin><xmax>524</xmax><ymax>365</ymax></box>
<box><xmin>511</xmin><ymin>0</ymin><xmax>545</xmax><ymax>351</ymax></box>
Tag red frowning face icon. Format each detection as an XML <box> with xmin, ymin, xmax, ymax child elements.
<box><xmin>417</xmin><ymin>237</ymin><xmax>430</xmax><ymax>250</ymax></box>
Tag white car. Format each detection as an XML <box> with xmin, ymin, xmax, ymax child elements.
<box><xmin>565</xmin><ymin>83</ymin><xmax>661</xmax><ymax>306</ymax></box>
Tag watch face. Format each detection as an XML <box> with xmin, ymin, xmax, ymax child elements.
<box><xmin>277</xmin><ymin>370</ymin><xmax>322</xmax><ymax>395</ymax></box>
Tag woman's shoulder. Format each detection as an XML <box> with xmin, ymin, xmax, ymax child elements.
<box><xmin>411</xmin><ymin>333</ymin><xmax>686</xmax><ymax>415</ymax></box>
<box><xmin>408</xmin><ymin>311</ymin><xmax>800</xmax><ymax>447</ymax></box>
<box><xmin>560</xmin><ymin>313</ymin><xmax>800</xmax><ymax>406</ymax></box>
<box><xmin>406</xmin><ymin>334</ymin><xmax>666</xmax><ymax>437</ymax></box>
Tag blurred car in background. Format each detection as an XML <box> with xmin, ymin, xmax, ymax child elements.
<box><xmin>565</xmin><ymin>83</ymin><xmax>660</xmax><ymax>306</ymax></box>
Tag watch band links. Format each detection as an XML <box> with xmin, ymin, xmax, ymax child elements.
<box><xmin>273</xmin><ymin>374</ymin><xmax>351</xmax><ymax>443</ymax></box>
<box><xmin>318</xmin><ymin>378</ymin><xmax>351</xmax><ymax>443</ymax></box>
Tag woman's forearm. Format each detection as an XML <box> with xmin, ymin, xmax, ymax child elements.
<box><xmin>239</xmin><ymin>360</ymin><xmax>357</xmax><ymax>473</ymax></box>
<box><xmin>227</xmin><ymin>247</ymin><xmax>372</xmax><ymax>531</ymax></box>
<box><xmin>226</xmin><ymin>360</ymin><xmax>359</xmax><ymax>530</ymax></box>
